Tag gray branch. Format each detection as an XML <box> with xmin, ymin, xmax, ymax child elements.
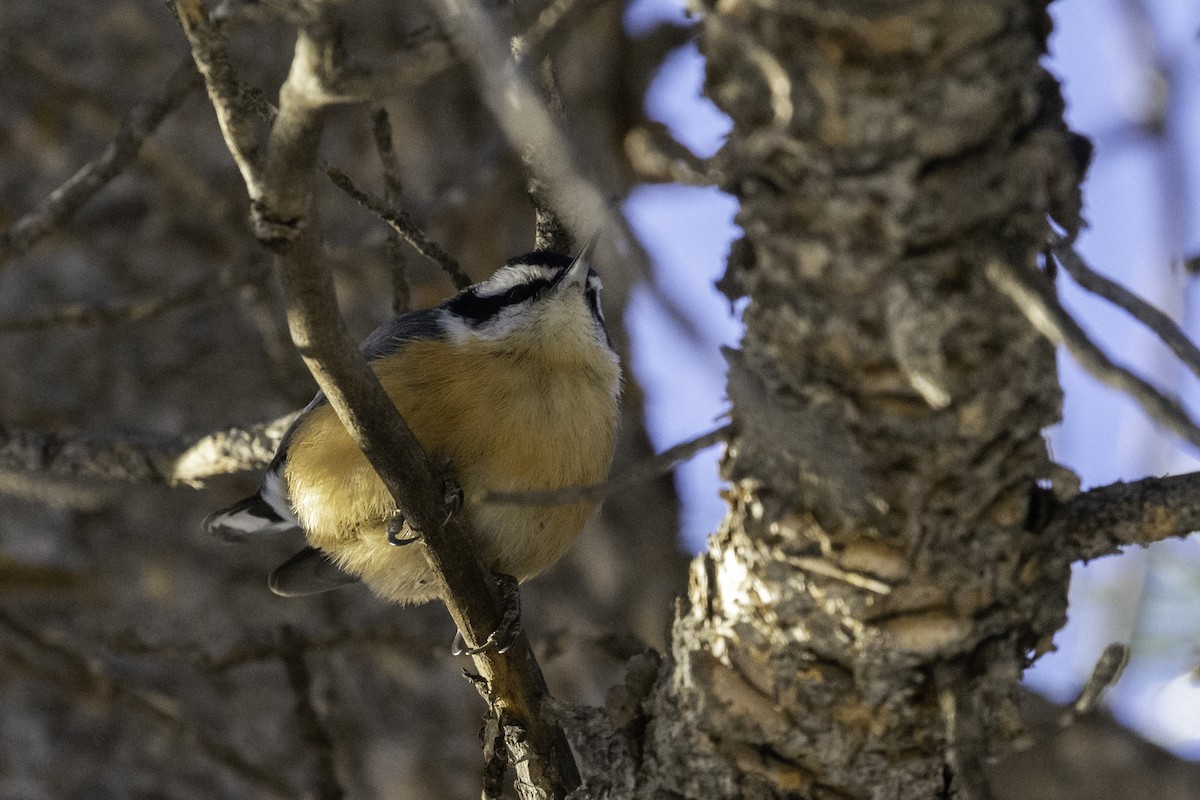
<box><xmin>325</xmin><ymin>165</ymin><xmax>471</xmax><ymax>289</ymax></box>
<box><xmin>424</xmin><ymin>0</ymin><xmax>621</xmax><ymax>244</ymax></box>
<box><xmin>1048</xmin><ymin>471</ymin><xmax>1200</xmax><ymax>562</ymax></box>
<box><xmin>0</xmin><ymin>416</ymin><xmax>293</xmax><ymax>490</ymax></box>
<box><xmin>1052</xmin><ymin>237</ymin><xmax>1200</xmax><ymax>384</ymax></box>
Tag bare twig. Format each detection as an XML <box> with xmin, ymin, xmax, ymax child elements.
<box><xmin>371</xmin><ymin>107</ymin><xmax>413</xmax><ymax>312</ymax></box>
<box><xmin>1060</xmin><ymin>643</ymin><xmax>1130</xmax><ymax>726</ymax></box>
<box><xmin>326</xmin><ymin>166</ymin><xmax>471</xmax><ymax>289</ymax></box>
<box><xmin>0</xmin><ymin>414</ymin><xmax>294</xmax><ymax>489</ymax></box>
<box><xmin>297</xmin><ymin>35</ymin><xmax>460</xmax><ymax>104</ymax></box>
<box><xmin>1048</xmin><ymin>470</ymin><xmax>1200</xmax><ymax>562</ymax></box>
<box><xmin>424</xmin><ymin>0</ymin><xmax>620</xmax><ymax>246</ymax></box>
<box><xmin>985</xmin><ymin>258</ymin><xmax>1200</xmax><ymax>450</ymax></box>
<box><xmin>0</xmin><ymin>610</ymin><xmax>292</xmax><ymax>798</ymax></box>
<box><xmin>175</xmin><ymin>0</ymin><xmax>265</xmax><ymax>200</ymax></box>
<box><xmin>0</xmin><ymin>57</ymin><xmax>200</xmax><ymax>267</ymax></box>
<box><xmin>212</xmin><ymin>18</ymin><xmax>580</xmax><ymax>798</ymax></box>
<box><xmin>1051</xmin><ymin>237</ymin><xmax>1200</xmax><ymax>384</ymax></box>
<box><xmin>528</xmin><ymin>54</ymin><xmax>573</xmax><ymax>253</ymax></box>
<box><xmin>279</xmin><ymin>628</ymin><xmax>345</xmax><ymax>800</ymax></box>
<box><xmin>479</xmin><ymin>423</ymin><xmax>732</xmax><ymax>506</ymax></box>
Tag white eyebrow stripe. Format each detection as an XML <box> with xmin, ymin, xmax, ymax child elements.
<box><xmin>474</xmin><ymin>263</ymin><xmax>558</xmax><ymax>298</ymax></box>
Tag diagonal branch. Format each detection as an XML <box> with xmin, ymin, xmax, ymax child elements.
<box><xmin>175</xmin><ymin>0</ymin><xmax>266</xmax><ymax>200</ymax></box>
<box><xmin>180</xmin><ymin>14</ymin><xmax>580</xmax><ymax>798</ymax></box>
<box><xmin>371</xmin><ymin>107</ymin><xmax>413</xmax><ymax>313</ymax></box>
<box><xmin>423</xmin><ymin>0</ymin><xmax>620</xmax><ymax>243</ymax></box>
<box><xmin>325</xmin><ymin>166</ymin><xmax>471</xmax><ymax>289</ymax></box>
<box><xmin>0</xmin><ymin>57</ymin><xmax>200</xmax><ymax>267</ymax></box>
<box><xmin>985</xmin><ymin>258</ymin><xmax>1200</xmax><ymax>451</ymax></box>
<box><xmin>1048</xmin><ymin>471</ymin><xmax>1200</xmax><ymax>562</ymax></box>
<box><xmin>1051</xmin><ymin>236</ymin><xmax>1200</xmax><ymax>384</ymax></box>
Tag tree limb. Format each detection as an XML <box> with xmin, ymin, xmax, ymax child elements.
<box><xmin>1048</xmin><ymin>471</ymin><xmax>1200</xmax><ymax>562</ymax></box>
<box><xmin>175</xmin><ymin>0</ymin><xmax>266</xmax><ymax>200</ymax></box>
<box><xmin>0</xmin><ymin>415</ymin><xmax>294</xmax><ymax>489</ymax></box>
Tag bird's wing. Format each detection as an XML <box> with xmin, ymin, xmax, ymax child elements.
<box><xmin>268</xmin><ymin>547</ymin><xmax>359</xmax><ymax>596</ymax></box>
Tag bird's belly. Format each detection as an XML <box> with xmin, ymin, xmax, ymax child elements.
<box><xmin>283</xmin><ymin>351</ymin><xmax>618</xmax><ymax>605</ymax></box>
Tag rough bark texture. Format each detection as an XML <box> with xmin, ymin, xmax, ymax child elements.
<box><xmin>603</xmin><ymin>2</ymin><xmax>1084</xmax><ymax>797</ymax></box>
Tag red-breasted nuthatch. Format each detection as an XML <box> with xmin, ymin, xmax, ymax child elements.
<box><xmin>205</xmin><ymin>247</ymin><xmax>621</xmax><ymax>608</ymax></box>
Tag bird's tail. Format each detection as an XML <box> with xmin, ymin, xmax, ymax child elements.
<box><xmin>204</xmin><ymin>490</ymin><xmax>298</xmax><ymax>542</ymax></box>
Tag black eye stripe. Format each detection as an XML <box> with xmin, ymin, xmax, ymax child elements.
<box><xmin>447</xmin><ymin>279</ymin><xmax>552</xmax><ymax>323</ymax></box>
<box><xmin>502</xmin><ymin>279</ymin><xmax>550</xmax><ymax>304</ymax></box>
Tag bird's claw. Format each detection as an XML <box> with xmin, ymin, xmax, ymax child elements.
<box><xmin>386</xmin><ymin>508</ymin><xmax>419</xmax><ymax>546</ymax></box>
<box><xmin>452</xmin><ymin>574</ymin><xmax>522</xmax><ymax>656</ymax></box>
<box><xmin>441</xmin><ymin>461</ymin><xmax>464</xmax><ymax>525</ymax></box>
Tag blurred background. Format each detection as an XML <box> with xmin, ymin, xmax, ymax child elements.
<box><xmin>1</xmin><ymin>0</ymin><xmax>1199</xmax><ymax>796</ymax></box>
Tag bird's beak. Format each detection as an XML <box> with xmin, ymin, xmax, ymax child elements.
<box><xmin>560</xmin><ymin>232</ymin><xmax>598</xmax><ymax>291</ymax></box>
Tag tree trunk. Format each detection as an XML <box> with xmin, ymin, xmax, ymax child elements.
<box><xmin>572</xmin><ymin>2</ymin><xmax>1088</xmax><ymax>796</ymax></box>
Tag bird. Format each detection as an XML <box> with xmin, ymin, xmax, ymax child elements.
<box><xmin>205</xmin><ymin>245</ymin><xmax>622</xmax><ymax>619</ymax></box>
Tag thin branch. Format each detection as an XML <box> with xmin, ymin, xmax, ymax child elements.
<box><xmin>279</xmin><ymin>628</ymin><xmax>345</xmax><ymax>800</ymax></box>
<box><xmin>174</xmin><ymin>0</ymin><xmax>265</xmax><ymax>200</ymax></box>
<box><xmin>478</xmin><ymin>423</ymin><xmax>732</xmax><ymax>506</ymax></box>
<box><xmin>0</xmin><ymin>57</ymin><xmax>200</xmax><ymax>267</ymax></box>
<box><xmin>0</xmin><ymin>414</ymin><xmax>294</xmax><ymax>489</ymax></box>
<box><xmin>1051</xmin><ymin>237</ymin><xmax>1200</xmax><ymax>384</ymax></box>
<box><xmin>224</xmin><ymin>19</ymin><xmax>580</xmax><ymax>798</ymax></box>
<box><xmin>424</xmin><ymin>0</ymin><xmax>621</xmax><ymax>246</ymax></box>
<box><xmin>1061</xmin><ymin>643</ymin><xmax>1129</xmax><ymax>723</ymax></box>
<box><xmin>0</xmin><ymin>610</ymin><xmax>292</xmax><ymax>798</ymax></box>
<box><xmin>985</xmin><ymin>258</ymin><xmax>1200</xmax><ymax>450</ymax></box>
<box><xmin>325</xmin><ymin>166</ymin><xmax>471</xmax><ymax>289</ymax></box>
<box><xmin>371</xmin><ymin>107</ymin><xmax>412</xmax><ymax>313</ymax></box>
<box><xmin>529</xmin><ymin>55</ymin><xmax>573</xmax><ymax>253</ymax></box>
<box><xmin>1047</xmin><ymin>470</ymin><xmax>1200</xmax><ymax>562</ymax></box>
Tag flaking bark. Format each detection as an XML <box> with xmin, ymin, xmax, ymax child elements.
<box><xmin>564</xmin><ymin>2</ymin><xmax>1089</xmax><ymax>797</ymax></box>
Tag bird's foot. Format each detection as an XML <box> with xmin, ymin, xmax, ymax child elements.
<box><xmin>386</xmin><ymin>508</ymin><xmax>419</xmax><ymax>546</ymax></box>
<box><xmin>441</xmin><ymin>460</ymin><xmax>464</xmax><ymax>525</ymax></box>
<box><xmin>452</xmin><ymin>573</ymin><xmax>522</xmax><ymax>656</ymax></box>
